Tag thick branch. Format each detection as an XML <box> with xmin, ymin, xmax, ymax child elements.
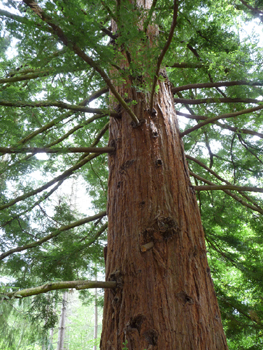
<box><xmin>0</xmin><ymin>211</ymin><xmax>107</xmax><ymax>261</ymax></box>
<box><xmin>172</xmin><ymin>80</ymin><xmax>263</xmax><ymax>93</ymax></box>
<box><xmin>1</xmin><ymin>280</ymin><xmax>116</xmax><ymax>300</ymax></box>
<box><xmin>0</xmin><ymin>146</ymin><xmax>115</xmax><ymax>155</ymax></box>
<box><xmin>149</xmin><ymin>0</ymin><xmax>178</xmax><ymax>111</ymax></box>
<box><xmin>174</xmin><ymin>97</ymin><xmax>262</xmax><ymax>105</ymax></box>
<box><xmin>22</xmin><ymin>0</ymin><xmax>139</xmax><ymax>125</ymax></box>
<box><xmin>180</xmin><ymin>105</ymin><xmax>263</xmax><ymax>137</ymax></box>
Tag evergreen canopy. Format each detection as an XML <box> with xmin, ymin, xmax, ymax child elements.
<box><xmin>0</xmin><ymin>0</ymin><xmax>263</xmax><ymax>349</ymax></box>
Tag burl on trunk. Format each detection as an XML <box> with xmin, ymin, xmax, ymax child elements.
<box><xmin>100</xmin><ymin>74</ymin><xmax>228</xmax><ymax>349</ymax></box>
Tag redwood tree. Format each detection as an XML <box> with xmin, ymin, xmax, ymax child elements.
<box><xmin>1</xmin><ymin>1</ymin><xmax>263</xmax><ymax>349</ymax></box>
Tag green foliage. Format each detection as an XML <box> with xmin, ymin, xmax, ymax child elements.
<box><xmin>0</xmin><ymin>0</ymin><xmax>263</xmax><ymax>348</ymax></box>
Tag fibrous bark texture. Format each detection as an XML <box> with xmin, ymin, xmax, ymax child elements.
<box><xmin>100</xmin><ymin>73</ymin><xmax>228</xmax><ymax>349</ymax></box>
<box><xmin>101</xmin><ymin>0</ymin><xmax>228</xmax><ymax>348</ymax></box>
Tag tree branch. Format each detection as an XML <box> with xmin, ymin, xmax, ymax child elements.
<box><xmin>168</xmin><ymin>62</ymin><xmax>205</xmax><ymax>68</ymax></box>
<box><xmin>0</xmin><ymin>8</ymin><xmax>52</xmax><ymax>33</ymax></box>
<box><xmin>172</xmin><ymin>80</ymin><xmax>263</xmax><ymax>93</ymax></box>
<box><xmin>238</xmin><ymin>0</ymin><xmax>263</xmax><ymax>14</ymax></box>
<box><xmin>174</xmin><ymin>97</ymin><xmax>262</xmax><ymax>105</ymax></box>
<box><xmin>0</xmin><ymin>211</ymin><xmax>107</xmax><ymax>261</ymax></box>
<box><xmin>18</xmin><ymin>87</ymin><xmax>108</xmax><ymax>145</ymax></box>
<box><xmin>0</xmin><ymin>153</ymin><xmax>100</xmax><ymax>212</ymax></box>
<box><xmin>143</xmin><ymin>0</ymin><xmax>159</xmax><ymax>31</ymax></box>
<box><xmin>1</xmin><ymin>180</ymin><xmax>64</xmax><ymax>228</ymax></box>
<box><xmin>180</xmin><ymin>105</ymin><xmax>263</xmax><ymax>137</ymax></box>
<box><xmin>100</xmin><ymin>1</ymin><xmax>118</xmax><ymax>22</ymax></box>
<box><xmin>1</xmin><ymin>279</ymin><xmax>116</xmax><ymax>300</ymax></box>
<box><xmin>190</xmin><ymin>171</ymin><xmax>263</xmax><ymax>214</ymax></box>
<box><xmin>0</xmin><ymin>99</ymin><xmax>115</xmax><ymax>116</ymax></box>
<box><xmin>149</xmin><ymin>0</ymin><xmax>178</xmax><ymax>111</ymax></box>
<box><xmin>177</xmin><ymin>111</ymin><xmax>263</xmax><ymax>139</ymax></box>
<box><xmin>186</xmin><ymin>155</ymin><xmax>263</xmax><ymax>211</ymax></box>
<box><xmin>195</xmin><ymin>185</ymin><xmax>263</xmax><ymax>193</ymax></box>
<box><xmin>0</xmin><ymin>70</ymin><xmax>53</xmax><ymax>84</ymax></box>
<box><xmin>22</xmin><ymin>0</ymin><xmax>139</xmax><ymax>125</ymax></box>
<box><xmin>70</xmin><ymin>222</ymin><xmax>108</xmax><ymax>258</ymax></box>
<box><xmin>0</xmin><ymin>146</ymin><xmax>115</xmax><ymax>155</ymax></box>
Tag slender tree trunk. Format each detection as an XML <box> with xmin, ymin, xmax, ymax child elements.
<box><xmin>57</xmin><ymin>291</ymin><xmax>68</xmax><ymax>350</ymax></box>
<box><xmin>100</xmin><ymin>1</ymin><xmax>228</xmax><ymax>349</ymax></box>
<box><xmin>94</xmin><ymin>269</ymin><xmax>98</xmax><ymax>350</ymax></box>
<box><xmin>48</xmin><ymin>328</ymin><xmax>54</xmax><ymax>350</ymax></box>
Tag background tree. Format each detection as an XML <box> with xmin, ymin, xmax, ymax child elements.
<box><xmin>0</xmin><ymin>0</ymin><xmax>263</xmax><ymax>349</ymax></box>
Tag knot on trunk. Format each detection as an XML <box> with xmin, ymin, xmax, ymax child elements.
<box><xmin>125</xmin><ymin>314</ymin><xmax>146</xmax><ymax>335</ymax></box>
<box><xmin>176</xmin><ymin>291</ymin><xmax>194</xmax><ymax>305</ymax></box>
<box><xmin>109</xmin><ymin>269</ymin><xmax>123</xmax><ymax>289</ymax></box>
<box><xmin>140</xmin><ymin>216</ymin><xmax>179</xmax><ymax>247</ymax></box>
<box><xmin>143</xmin><ymin>329</ymin><xmax>158</xmax><ymax>346</ymax></box>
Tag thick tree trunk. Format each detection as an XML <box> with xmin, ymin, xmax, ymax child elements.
<box><xmin>100</xmin><ymin>75</ymin><xmax>228</xmax><ymax>349</ymax></box>
<box><xmin>100</xmin><ymin>2</ymin><xmax>228</xmax><ymax>349</ymax></box>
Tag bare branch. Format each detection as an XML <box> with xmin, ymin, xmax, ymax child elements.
<box><xmin>172</xmin><ymin>80</ymin><xmax>263</xmax><ymax>93</ymax></box>
<box><xmin>1</xmin><ymin>279</ymin><xmax>116</xmax><ymax>300</ymax></box>
<box><xmin>174</xmin><ymin>97</ymin><xmax>262</xmax><ymax>105</ymax></box>
<box><xmin>180</xmin><ymin>105</ymin><xmax>263</xmax><ymax>137</ymax></box>
<box><xmin>0</xmin><ymin>211</ymin><xmax>107</xmax><ymax>261</ymax></box>
<box><xmin>0</xmin><ymin>146</ymin><xmax>115</xmax><ymax>155</ymax></box>
<box><xmin>168</xmin><ymin>62</ymin><xmax>205</xmax><ymax>68</ymax></box>
<box><xmin>71</xmin><ymin>222</ymin><xmax>108</xmax><ymax>258</ymax></box>
<box><xmin>186</xmin><ymin>155</ymin><xmax>263</xmax><ymax>211</ymax></box>
<box><xmin>49</xmin><ymin>121</ymin><xmax>109</xmax><ymax>152</ymax></box>
<box><xmin>190</xmin><ymin>171</ymin><xmax>263</xmax><ymax>214</ymax></box>
<box><xmin>149</xmin><ymin>0</ymin><xmax>179</xmax><ymax>111</ymax></box>
<box><xmin>177</xmin><ymin>111</ymin><xmax>263</xmax><ymax>139</ymax></box>
<box><xmin>0</xmin><ymin>153</ymin><xmax>100</xmax><ymax>212</ymax></box>
<box><xmin>176</xmin><ymin>110</ymin><xmax>207</xmax><ymax>120</ymax></box>
<box><xmin>1</xmin><ymin>180</ymin><xmax>64</xmax><ymax>228</ymax></box>
<box><xmin>19</xmin><ymin>87</ymin><xmax>108</xmax><ymax>145</ymax></box>
<box><xmin>0</xmin><ymin>99</ymin><xmax>115</xmax><ymax>116</ymax></box>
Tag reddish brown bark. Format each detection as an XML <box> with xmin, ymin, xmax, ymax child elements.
<box><xmin>100</xmin><ymin>1</ymin><xmax>228</xmax><ymax>348</ymax></box>
<box><xmin>100</xmin><ymin>72</ymin><xmax>228</xmax><ymax>349</ymax></box>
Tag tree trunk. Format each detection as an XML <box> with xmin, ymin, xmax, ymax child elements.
<box><xmin>48</xmin><ymin>328</ymin><xmax>54</xmax><ymax>350</ymax></box>
<box><xmin>100</xmin><ymin>2</ymin><xmax>228</xmax><ymax>349</ymax></box>
<box><xmin>57</xmin><ymin>291</ymin><xmax>68</xmax><ymax>350</ymax></box>
<box><xmin>94</xmin><ymin>269</ymin><xmax>98</xmax><ymax>350</ymax></box>
<box><xmin>100</xmin><ymin>79</ymin><xmax>228</xmax><ymax>349</ymax></box>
